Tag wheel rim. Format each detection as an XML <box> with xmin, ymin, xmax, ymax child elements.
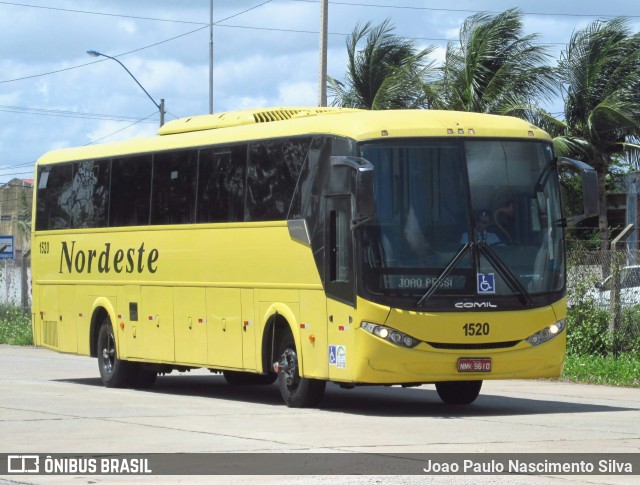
<box><xmin>280</xmin><ymin>348</ymin><xmax>299</xmax><ymax>389</ymax></box>
<box><xmin>101</xmin><ymin>331</ymin><xmax>115</xmax><ymax>376</ymax></box>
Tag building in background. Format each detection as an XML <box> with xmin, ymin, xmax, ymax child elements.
<box><xmin>0</xmin><ymin>178</ymin><xmax>33</xmax><ymax>259</ymax></box>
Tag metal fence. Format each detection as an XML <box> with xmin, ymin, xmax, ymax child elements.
<box><xmin>567</xmin><ymin>248</ymin><xmax>640</xmax><ymax>354</ymax></box>
<box><xmin>0</xmin><ymin>257</ymin><xmax>31</xmax><ymax>310</ymax></box>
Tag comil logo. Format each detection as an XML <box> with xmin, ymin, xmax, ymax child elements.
<box><xmin>8</xmin><ymin>455</ymin><xmax>40</xmax><ymax>473</ymax></box>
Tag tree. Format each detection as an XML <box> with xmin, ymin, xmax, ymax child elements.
<box><xmin>432</xmin><ymin>8</ymin><xmax>556</xmax><ymax>114</ymax></box>
<box><xmin>328</xmin><ymin>19</ymin><xmax>436</xmax><ymax>109</ymax></box>
<box><xmin>552</xmin><ymin>17</ymin><xmax>640</xmax><ymax>250</ymax></box>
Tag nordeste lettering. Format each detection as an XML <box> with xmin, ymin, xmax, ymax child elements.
<box><xmin>59</xmin><ymin>241</ymin><xmax>159</xmax><ymax>274</ymax></box>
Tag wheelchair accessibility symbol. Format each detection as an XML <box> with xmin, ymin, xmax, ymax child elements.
<box><xmin>477</xmin><ymin>273</ymin><xmax>495</xmax><ymax>294</ymax></box>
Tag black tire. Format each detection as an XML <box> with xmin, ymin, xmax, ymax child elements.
<box><xmin>97</xmin><ymin>318</ymin><xmax>132</xmax><ymax>388</ymax></box>
<box><xmin>223</xmin><ymin>370</ymin><xmax>277</xmax><ymax>386</ymax></box>
<box><xmin>435</xmin><ymin>380</ymin><xmax>483</xmax><ymax>405</ymax></box>
<box><xmin>275</xmin><ymin>333</ymin><xmax>325</xmax><ymax>407</ymax></box>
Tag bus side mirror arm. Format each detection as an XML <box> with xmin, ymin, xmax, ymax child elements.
<box><xmin>558</xmin><ymin>157</ymin><xmax>599</xmax><ymax>226</ymax></box>
<box><xmin>330</xmin><ymin>156</ymin><xmax>376</xmax><ymax>224</ymax></box>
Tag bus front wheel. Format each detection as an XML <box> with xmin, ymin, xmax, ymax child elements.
<box><xmin>435</xmin><ymin>380</ymin><xmax>482</xmax><ymax>405</ymax></box>
<box><xmin>274</xmin><ymin>334</ymin><xmax>325</xmax><ymax>407</ymax></box>
<box><xmin>97</xmin><ymin>318</ymin><xmax>131</xmax><ymax>388</ymax></box>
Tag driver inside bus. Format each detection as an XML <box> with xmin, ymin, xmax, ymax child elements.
<box><xmin>460</xmin><ymin>209</ymin><xmax>500</xmax><ymax>245</ymax></box>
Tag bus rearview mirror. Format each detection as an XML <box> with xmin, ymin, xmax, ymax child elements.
<box><xmin>330</xmin><ymin>156</ymin><xmax>375</xmax><ymax>222</ymax></box>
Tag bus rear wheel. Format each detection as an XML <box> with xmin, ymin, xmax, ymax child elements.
<box><xmin>435</xmin><ymin>380</ymin><xmax>482</xmax><ymax>405</ymax></box>
<box><xmin>274</xmin><ymin>333</ymin><xmax>325</xmax><ymax>407</ymax></box>
<box><xmin>97</xmin><ymin>318</ymin><xmax>132</xmax><ymax>388</ymax></box>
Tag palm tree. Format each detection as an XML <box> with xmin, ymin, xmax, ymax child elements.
<box><xmin>552</xmin><ymin>17</ymin><xmax>640</xmax><ymax>250</ymax></box>
<box><xmin>328</xmin><ymin>19</ymin><xmax>436</xmax><ymax>109</ymax></box>
<box><xmin>432</xmin><ymin>8</ymin><xmax>556</xmax><ymax>114</ymax></box>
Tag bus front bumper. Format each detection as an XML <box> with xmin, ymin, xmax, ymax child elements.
<box><xmin>345</xmin><ymin>330</ymin><xmax>565</xmax><ymax>385</ymax></box>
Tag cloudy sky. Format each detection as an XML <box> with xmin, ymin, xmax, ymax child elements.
<box><xmin>0</xmin><ymin>0</ymin><xmax>638</xmax><ymax>183</ymax></box>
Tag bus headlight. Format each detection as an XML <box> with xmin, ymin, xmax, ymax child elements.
<box><xmin>360</xmin><ymin>322</ymin><xmax>420</xmax><ymax>348</ymax></box>
<box><xmin>526</xmin><ymin>319</ymin><xmax>566</xmax><ymax>346</ymax></box>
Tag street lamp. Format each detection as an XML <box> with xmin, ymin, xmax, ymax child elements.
<box><xmin>86</xmin><ymin>50</ymin><xmax>165</xmax><ymax>127</ymax></box>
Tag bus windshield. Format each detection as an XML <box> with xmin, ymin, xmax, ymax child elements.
<box><xmin>359</xmin><ymin>139</ymin><xmax>563</xmax><ymax>310</ymax></box>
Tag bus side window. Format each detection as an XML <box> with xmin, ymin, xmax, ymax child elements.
<box><xmin>329</xmin><ymin>209</ymin><xmax>349</xmax><ymax>283</ymax></box>
<box><xmin>67</xmin><ymin>160</ymin><xmax>110</xmax><ymax>229</ymax></box>
<box><xmin>36</xmin><ymin>163</ymin><xmax>74</xmax><ymax>230</ymax></box>
<box><xmin>110</xmin><ymin>155</ymin><xmax>152</xmax><ymax>227</ymax></box>
<box><xmin>151</xmin><ymin>150</ymin><xmax>197</xmax><ymax>225</ymax></box>
<box><xmin>245</xmin><ymin>138</ymin><xmax>311</xmax><ymax>221</ymax></box>
<box><xmin>197</xmin><ymin>145</ymin><xmax>246</xmax><ymax>223</ymax></box>
<box><xmin>325</xmin><ymin>195</ymin><xmax>355</xmax><ymax>304</ymax></box>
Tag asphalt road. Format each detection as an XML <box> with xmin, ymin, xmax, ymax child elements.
<box><xmin>0</xmin><ymin>344</ymin><xmax>639</xmax><ymax>484</ymax></box>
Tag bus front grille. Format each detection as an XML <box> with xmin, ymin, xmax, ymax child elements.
<box><xmin>427</xmin><ymin>340</ymin><xmax>520</xmax><ymax>350</ymax></box>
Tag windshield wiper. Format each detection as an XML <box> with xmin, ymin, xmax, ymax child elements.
<box><xmin>416</xmin><ymin>241</ymin><xmax>534</xmax><ymax>307</ymax></box>
<box><xmin>477</xmin><ymin>242</ymin><xmax>534</xmax><ymax>306</ymax></box>
<box><xmin>417</xmin><ymin>243</ymin><xmax>472</xmax><ymax>307</ymax></box>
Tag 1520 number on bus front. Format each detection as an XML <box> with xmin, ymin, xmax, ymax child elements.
<box><xmin>463</xmin><ymin>322</ymin><xmax>490</xmax><ymax>336</ymax></box>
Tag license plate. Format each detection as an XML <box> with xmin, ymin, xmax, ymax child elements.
<box><xmin>457</xmin><ymin>357</ymin><xmax>492</xmax><ymax>373</ymax></box>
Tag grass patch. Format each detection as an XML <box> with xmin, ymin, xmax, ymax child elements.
<box><xmin>561</xmin><ymin>353</ymin><xmax>640</xmax><ymax>387</ymax></box>
<box><xmin>0</xmin><ymin>306</ymin><xmax>32</xmax><ymax>345</ymax></box>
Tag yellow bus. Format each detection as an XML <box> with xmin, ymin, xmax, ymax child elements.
<box><xmin>31</xmin><ymin>107</ymin><xmax>597</xmax><ymax>407</ymax></box>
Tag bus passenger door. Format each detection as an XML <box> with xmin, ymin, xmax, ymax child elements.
<box><xmin>174</xmin><ymin>287</ymin><xmax>208</xmax><ymax>365</ymax></box>
<box><xmin>206</xmin><ymin>288</ymin><xmax>243</xmax><ymax>369</ymax></box>
<box><xmin>325</xmin><ymin>196</ymin><xmax>357</xmax><ymax>381</ymax></box>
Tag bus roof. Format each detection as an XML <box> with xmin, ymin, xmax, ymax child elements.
<box><xmin>36</xmin><ymin>107</ymin><xmax>552</xmax><ymax>165</ymax></box>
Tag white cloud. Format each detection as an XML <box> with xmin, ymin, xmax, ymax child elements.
<box><xmin>117</xmin><ymin>19</ymin><xmax>137</xmax><ymax>35</ymax></box>
<box><xmin>36</xmin><ymin>80</ymin><xmax>50</xmax><ymax>100</ymax></box>
<box><xmin>276</xmin><ymin>81</ymin><xmax>317</xmax><ymax>106</ymax></box>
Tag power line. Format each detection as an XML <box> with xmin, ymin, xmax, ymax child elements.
<box><xmin>2</xmin><ymin>0</ymin><xmax>635</xmax><ymax>22</ymax></box>
<box><xmin>0</xmin><ymin>104</ymin><xmax>157</xmax><ymax>123</ymax></box>
<box><xmin>292</xmin><ymin>0</ymin><xmax>640</xmax><ymax>18</ymax></box>
<box><xmin>0</xmin><ymin>0</ymin><xmax>274</xmax><ymax>25</ymax></box>
<box><xmin>8</xmin><ymin>0</ymin><xmax>603</xmax><ymax>87</ymax></box>
<box><xmin>0</xmin><ymin>1</ymin><xmax>208</xmax><ymax>25</ymax></box>
<box><xmin>85</xmin><ymin>112</ymin><xmax>159</xmax><ymax>145</ymax></box>
<box><xmin>0</xmin><ymin>162</ymin><xmax>36</xmax><ymax>171</ymax></box>
<box><xmin>0</xmin><ymin>0</ymin><xmax>274</xmax><ymax>85</ymax></box>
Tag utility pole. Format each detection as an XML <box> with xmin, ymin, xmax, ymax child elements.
<box><xmin>318</xmin><ymin>0</ymin><xmax>328</xmax><ymax>107</ymax></box>
<box><xmin>209</xmin><ymin>0</ymin><xmax>214</xmax><ymax>114</ymax></box>
<box><xmin>86</xmin><ymin>50</ymin><xmax>165</xmax><ymax>127</ymax></box>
